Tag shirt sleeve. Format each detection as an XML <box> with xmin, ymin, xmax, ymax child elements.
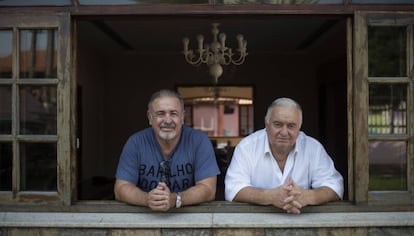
<box><xmin>115</xmin><ymin>135</ymin><xmax>140</xmax><ymax>185</ymax></box>
<box><xmin>224</xmin><ymin>142</ymin><xmax>253</xmax><ymax>201</ymax></box>
<box><xmin>193</xmin><ymin>132</ymin><xmax>221</xmax><ymax>182</ymax></box>
<box><xmin>310</xmin><ymin>145</ymin><xmax>344</xmax><ymax>199</ymax></box>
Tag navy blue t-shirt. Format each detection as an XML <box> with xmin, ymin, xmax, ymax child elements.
<box><xmin>115</xmin><ymin>126</ymin><xmax>220</xmax><ymax>192</ymax></box>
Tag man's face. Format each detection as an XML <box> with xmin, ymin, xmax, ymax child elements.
<box><xmin>148</xmin><ymin>96</ymin><xmax>184</xmax><ymax>142</ymax></box>
<box><xmin>265</xmin><ymin>105</ymin><xmax>301</xmax><ymax>155</ymax></box>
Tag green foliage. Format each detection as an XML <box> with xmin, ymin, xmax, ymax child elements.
<box><xmin>369</xmin><ymin>164</ymin><xmax>407</xmax><ymax>191</ymax></box>
<box><xmin>369</xmin><ymin>175</ymin><xmax>406</xmax><ymax>191</ymax></box>
<box><xmin>368</xmin><ymin>26</ymin><xmax>406</xmax><ymax>77</ymax></box>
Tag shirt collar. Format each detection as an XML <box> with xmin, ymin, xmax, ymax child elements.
<box><xmin>264</xmin><ymin>132</ymin><xmax>271</xmax><ymax>157</ymax></box>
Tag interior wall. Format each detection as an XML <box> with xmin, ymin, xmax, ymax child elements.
<box><xmin>317</xmin><ymin>57</ymin><xmax>348</xmax><ymax>198</ymax></box>
<box><xmin>77</xmin><ymin>41</ymin><xmax>106</xmax><ymax>182</ymax></box>
<box><xmin>98</xmin><ymin>52</ymin><xmax>319</xmax><ymax>181</ymax></box>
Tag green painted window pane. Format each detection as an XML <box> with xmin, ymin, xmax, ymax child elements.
<box><xmin>0</xmin><ymin>142</ymin><xmax>12</xmax><ymax>191</ymax></box>
<box><xmin>368</xmin><ymin>26</ymin><xmax>406</xmax><ymax>77</ymax></box>
<box><xmin>19</xmin><ymin>86</ymin><xmax>57</xmax><ymax>135</ymax></box>
<box><xmin>20</xmin><ymin>142</ymin><xmax>57</xmax><ymax>191</ymax></box>
<box><xmin>0</xmin><ymin>86</ymin><xmax>12</xmax><ymax>134</ymax></box>
<box><xmin>369</xmin><ymin>141</ymin><xmax>407</xmax><ymax>191</ymax></box>
<box><xmin>368</xmin><ymin>84</ymin><xmax>407</xmax><ymax>135</ymax></box>
<box><xmin>19</xmin><ymin>29</ymin><xmax>57</xmax><ymax>79</ymax></box>
<box><xmin>0</xmin><ymin>30</ymin><xmax>13</xmax><ymax>79</ymax></box>
<box><xmin>79</xmin><ymin>0</ymin><xmax>207</xmax><ymax>4</ymax></box>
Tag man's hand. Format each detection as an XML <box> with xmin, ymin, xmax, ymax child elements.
<box><xmin>234</xmin><ymin>184</ymin><xmax>299</xmax><ymax>213</ymax></box>
<box><xmin>281</xmin><ymin>179</ymin><xmax>306</xmax><ymax>214</ymax></box>
<box><xmin>147</xmin><ymin>182</ymin><xmax>175</xmax><ymax>212</ymax></box>
<box><xmin>267</xmin><ymin>185</ymin><xmax>290</xmax><ymax>209</ymax></box>
<box><xmin>281</xmin><ymin>178</ymin><xmax>342</xmax><ymax>214</ymax></box>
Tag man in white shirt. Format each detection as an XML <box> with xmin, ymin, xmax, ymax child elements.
<box><xmin>225</xmin><ymin>97</ymin><xmax>343</xmax><ymax>214</ymax></box>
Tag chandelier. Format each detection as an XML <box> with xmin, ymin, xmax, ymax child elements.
<box><xmin>182</xmin><ymin>23</ymin><xmax>248</xmax><ymax>84</ymax></box>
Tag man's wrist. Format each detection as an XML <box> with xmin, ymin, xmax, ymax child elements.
<box><xmin>144</xmin><ymin>192</ymin><xmax>150</xmax><ymax>207</ymax></box>
<box><xmin>301</xmin><ymin>189</ymin><xmax>312</xmax><ymax>206</ymax></box>
<box><xmin>175</xmin><ymin>192</ymin><xmax>182</xmax><ymax>208</ymax></box>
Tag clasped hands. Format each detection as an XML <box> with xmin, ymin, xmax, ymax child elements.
<box><xmin>147</xmin><ymin>180</ymin><xmax>306</xmax><ymax>213</ymax></box>
<box><xmin>147</xmin><ymin>182</ymin><xmax>175</xmax><ymax>212</ymax></box>
<box><xmin>277</xmin><ymin>178</ymin><xmax>307</xmax><ymax>214</ymax></box>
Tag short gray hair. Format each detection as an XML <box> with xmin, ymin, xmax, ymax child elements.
<box><xmin>148</xmin><ymin>89</ymin><xmax>185</xmax><ymax>113</ymax></box>
<box><xmin>265</xmin><ymin>97</ymin><xmax>302</xmax><ymax>127</ymax></box>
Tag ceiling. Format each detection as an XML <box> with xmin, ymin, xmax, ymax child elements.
<box><xmin>77</xmin><ymin>15</ymin><xmax>345</xmax><ymax>55</ymax></box>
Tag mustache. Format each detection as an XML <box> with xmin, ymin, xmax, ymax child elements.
<box><xmin>160</xmin><ymin>123</ymin><xmax>176</xmax><ymax>129</ymax></box>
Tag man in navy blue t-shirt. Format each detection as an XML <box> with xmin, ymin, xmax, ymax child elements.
<box><xmin>115</xmin><ymin>89</ymin><xmax>220</xmax><ymax>211</ymax></box>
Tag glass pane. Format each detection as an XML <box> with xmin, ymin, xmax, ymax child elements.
<box><xmin>369</xmin><ymin>84</ymin><xmax>407</xmax><ymax>135</ymax></box>
<box><xmin>20</xmin><ymin>86</ymin><xmax>57</xmax><ymax>135</ymax></box>
<box><xmin>20</xmin><ymin>29</ymin><xmax>57</xmax><ymax>79</ymax></box>
<box><xmin>0</xmin><ymin>142</ymin><xmax>12</xmax><ymax>191</ymax></box>
<box><xmin>0</xmin><ymin>0</ymin><xmax>71</xmax><ymax>6</ymax></box>
<box><xmin>369</xmin><ymin>141</ymin><xmax>407</xmax><ymax>191</ymax></box>
<box><xmin>20</xmin><ymin>142</ymin><xmax>57</xmax><ymax>191</ymax></box>
<box><xmin>193</xmin><ymin>104</ymin><xmax>219</xmax><ymax>136</ymax></box>
<box><xmin>184</xmin><ymin>105</ymin><xmax>193</xmax><ymax>127</ymax></box>
<box><xmin>219</xmin><ymin>0</ymin><xmax>342</xmax><ymax>3</ymax></box>
<box><xmin>0</xmin><ymin>30</ymin><xmax>13</xmax><ymax>78</ymax></box>
<box><xmin>239</xmin><ymin>105</ymin><xmax>254</xmax><ymax>136</ymax></box>
<box><xmin>0</xmin><ymin>86</ymin><xmax>12</xmax><ymax>134</ymax></box>
<box><xmin>80</xmin><ymin>0</ymin><xmax>207</xmax><ymax>4</ymax></box>
<box><xmin>368</xmin><ymin>26</ymin><xmax>406</xmax><ymax>77</ymax></box>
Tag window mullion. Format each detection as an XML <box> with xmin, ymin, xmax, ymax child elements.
<box><xmin>354</xmin><ymin>11</ymin><xmax>369</xmax><ymax>204</ymax></box>
<box><xmin>12</xmin><ymin>83</ymin><xmax>20</xmax><ymax>195</ymax></box>
<box><xmin>346</xmin><ymin>17</ymin><xmax>354</xmax><ymax>202</ymax></box>
<box><xmin>57</xmin><ymin>13</ymin><xmax>72</xmax><ymax>205</ymax></box>
<box><xmin>12</xmin><ymin>26</ymin><xmax>19</xmax><ymax>195</ymax></box>
<box><xmin>407</xmin><ymin>25</ymin><xmax>414</xmax><ymax>196</ymax></box>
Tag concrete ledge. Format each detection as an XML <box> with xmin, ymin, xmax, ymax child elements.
<box><xmin>213</xmin><ymin>212</ymin><xmax>414</xmax><ymax>228</ymax></box>
<box><xmin>1</xmin><ymin>212</ymin><xmax>414</xmax><ymax>228</ymax></box>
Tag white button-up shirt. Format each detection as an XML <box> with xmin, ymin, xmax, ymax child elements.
<box><xmin>224</xmin><ymin>129</ymin><xmax>344</xmax><ymax>201</ymax></box>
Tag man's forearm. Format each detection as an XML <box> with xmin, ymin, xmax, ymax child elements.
<box><xmin>304</xmin><ymin>187</ymin><xmax>340</xmax><ymax>206</ymax></box>
<box><xmin>234</xmin><ymin>187</ymin><xmax>268</xmax><ymax>205</ymax></box>
<box><xmin>233</xmin><ymin>186</ymin><xmax>287</xmax><ymax>208</ymax></box>
<box><xmin>114</xmin><ymin>180</ymin><xmax>148</xmax><ymax>206</ymax></box>
<box><xmin>180</xmin><ymin>177</ymin><xmax>217</xmax><ymax>206</ymax></box>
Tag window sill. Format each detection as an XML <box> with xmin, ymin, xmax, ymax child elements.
<box><xmin>1</xmin><ymin>200</ymin><xmax>414</xmax><ymax>213</ymax></box>
<box><xmin>1</xmin><ymin>209</ymin><xmax>413</xmax><ymax>229</ymax></box>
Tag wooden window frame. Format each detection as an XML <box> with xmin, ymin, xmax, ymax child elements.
<box><xmin>354</xmin><ymin>11</ymin><xmax>414</xmax><ymax>205</ymax></box>
<box><xmin>0</xmin><ymin>6</ymin><xmax>413</xmax><ymax>213</ymax></box>
<box><xmin>0</xmin><ymin>13</ymin><xmax>72</xmax><ymax>205</ymax></box>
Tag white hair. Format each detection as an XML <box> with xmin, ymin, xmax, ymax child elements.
<box><xmin>265</xmin><ymin>97</ymin><xmax>302</xmax><ymax>126</ymax></box>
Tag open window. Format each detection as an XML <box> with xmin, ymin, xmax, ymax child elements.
<box><xmin>74</xmin><ymin>15</ymin><xmax>349</xmax><ymax>203</ymax></box>
<box><xmin>0</xmin><ymin>13</ymin><xmax>350</xmax><ymax>208</ymax></box>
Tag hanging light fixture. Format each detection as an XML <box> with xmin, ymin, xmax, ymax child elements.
<box><xmin>182</xmin><ymin>23</ymin><xmax>248</xmax><ymax>84</ymax></box>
